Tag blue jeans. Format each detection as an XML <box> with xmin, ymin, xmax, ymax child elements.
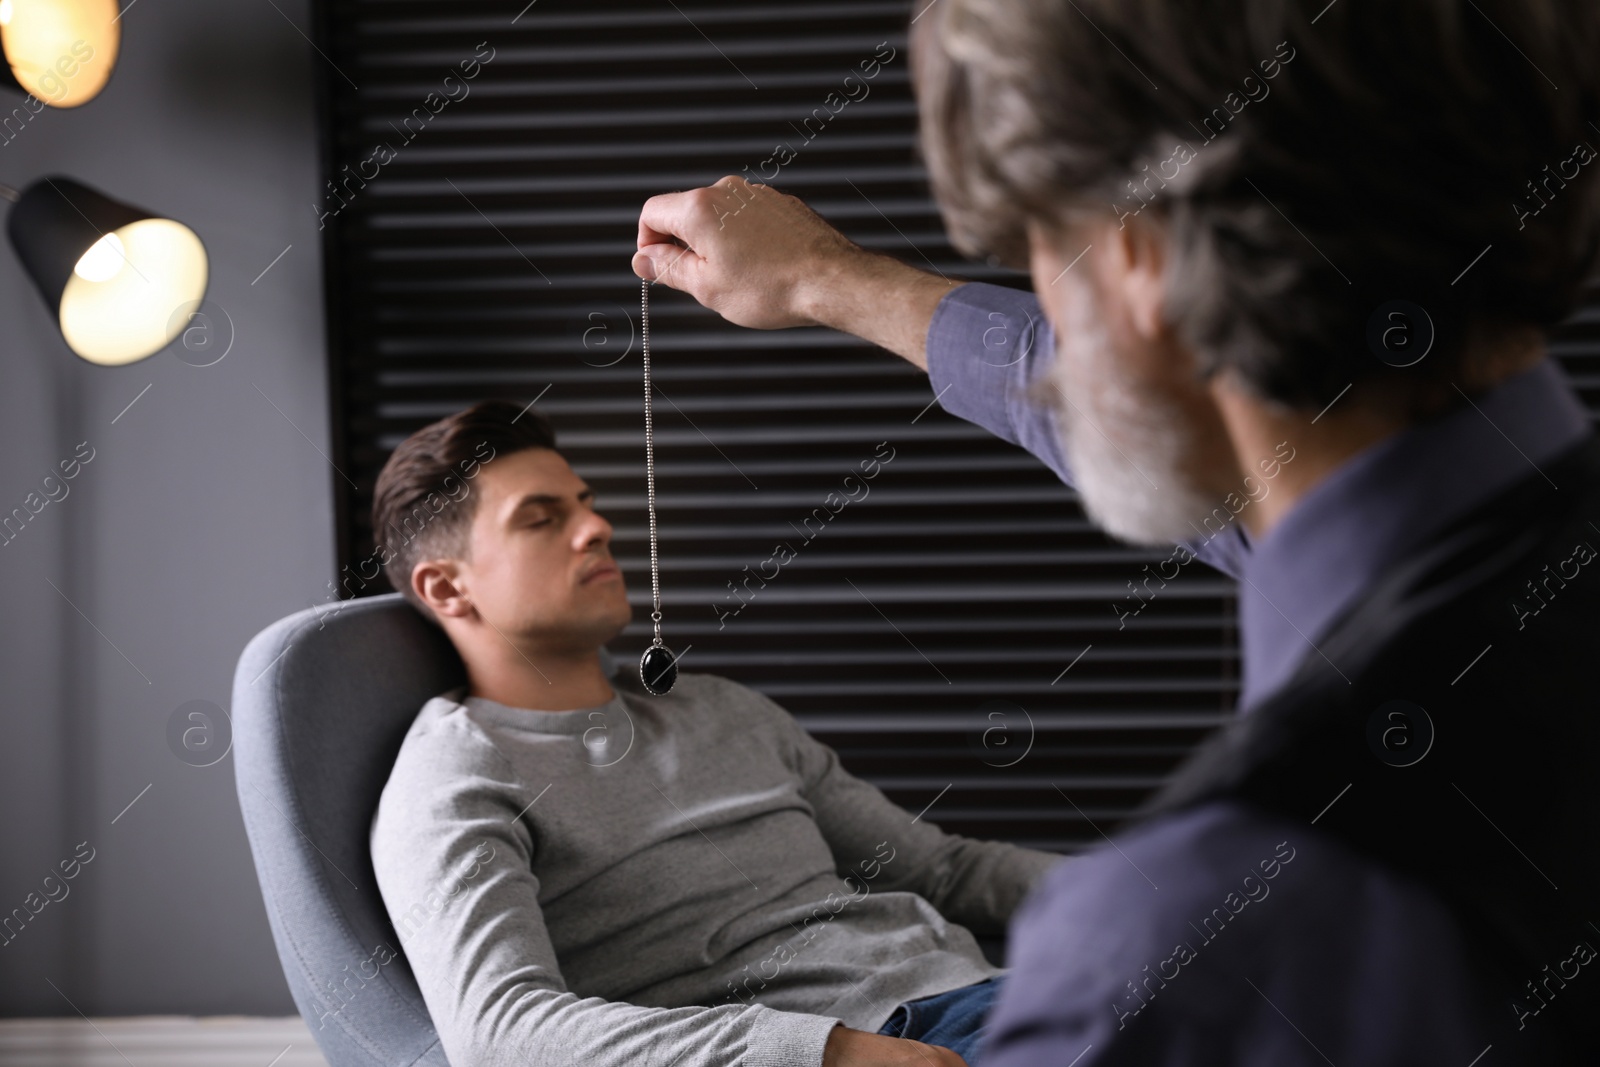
<box><xmin>875</xmin><ymin>976</ymin><xmax>1006</xmax><ymax>1065</ymax></box>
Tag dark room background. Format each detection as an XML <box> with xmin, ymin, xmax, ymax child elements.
<box><xmin>2</xmin><ymin>0</ymin><xmax>1598</xmax><ymax>1023</ymax></box>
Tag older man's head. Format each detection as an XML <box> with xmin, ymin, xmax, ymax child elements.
<box><xmin>914</xmin><ymin>0</ymin><xmax>1600</xmax><ymax>543</ymax></box>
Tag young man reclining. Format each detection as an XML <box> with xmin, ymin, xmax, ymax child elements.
<box><xmin>368</xmin><ymin>400</ymin><xmax>1062</xmax><ymax>1067</ymax></box>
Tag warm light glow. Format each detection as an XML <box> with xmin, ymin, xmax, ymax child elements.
<box><xmin>59</xmin><ymin>218</ymin><xmax>209</xmax><ymax>366</ymax></box>
<box><xmin>0</xmin><ymin>0</ymin><xmax>120</xmax><ymax>108</ymax></box>
<box><xmin>72</xmin><ymin>230</ymin><xmax>123</xmax><ymax>282</ymax></box>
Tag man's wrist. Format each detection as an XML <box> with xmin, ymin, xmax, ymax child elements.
<box><xmin>820</xmin><ymin>1024</ymin><xmax>969</xmax><ymax>1067</ymax></box>
<box><xmin>793</xmin><ymin>242</ymin><xmax>876</xmax><ymax>330</ymax></box>
<box><xmin>794</xmin><ymin>245</ymin><xmax>964</xmax><ymax>368</ymax></box>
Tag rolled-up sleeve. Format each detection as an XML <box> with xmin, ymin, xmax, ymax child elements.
<box><xmin>926</xmin><ymin>282</ymin><xmax>1075</xmax><ymax>488</ymax></box>
<box><xmin>924</xmin><ymin>281</ymin><xmax>1249</xmax><ymax>578</ymax></box>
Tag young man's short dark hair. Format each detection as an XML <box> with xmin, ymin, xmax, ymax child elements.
<box><xmin>370</xmin><ymin>400</ymin><xmax>558</xmax><ymax>620</ymax></box>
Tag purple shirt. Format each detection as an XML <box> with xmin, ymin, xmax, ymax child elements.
<box><xmin>925</xmin><ymin>281</ymin><xmax>1591</xmax><ymax>1065</ymax></box>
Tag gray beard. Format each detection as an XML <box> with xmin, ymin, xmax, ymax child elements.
<box><xmin>1048</xmin><ymin>276</ymin><xmax>1224</xmax><ymax>548</ymax></box>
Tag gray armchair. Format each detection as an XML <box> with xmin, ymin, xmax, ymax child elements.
<box><xmin>232</xmin><ymin>592</ymin><xmax>462</xmax><ymax>1067</ymax></box>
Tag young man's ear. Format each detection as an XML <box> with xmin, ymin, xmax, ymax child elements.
<box><xmin>413</xmin><ymin>559</ymin><xmax>473</xmax><ymax>620</ymax></box>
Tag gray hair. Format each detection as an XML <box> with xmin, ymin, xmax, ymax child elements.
<box><xmin>913</xmin><ymin>0</ymin><xmax>1600</xmax><ymax>408</ymax></box>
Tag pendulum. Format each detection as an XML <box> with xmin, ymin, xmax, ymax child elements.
<box><xmin>638</xmin><ymin>278</ymin><xmax>679</xmax><ymax>696</ymax></box>
<box><xmin>638</xmin><ymin>280</ymin><xmax>678</xmax><ymax>695</ymax></box>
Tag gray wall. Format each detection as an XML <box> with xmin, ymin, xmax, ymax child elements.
<box><xmin>0</xmin><ymin>0</ymin><xmax>330</xmax><ymax>1015</ymax></box>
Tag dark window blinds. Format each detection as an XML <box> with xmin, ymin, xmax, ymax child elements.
<box><xmin>311</xmin><ymin>0</ymin><xmax>1600</xmax><ymax>853</ymax></box>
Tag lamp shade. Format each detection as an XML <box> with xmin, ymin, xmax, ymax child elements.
<box><xmin>7</xmin><ymin>175</ymin><xmax>208</xmax><ymax>366</ymax></box>
<box><xmin>0</xmin><ymin>0</ymin><xmax>120</xmax><ymax>107</ymax></box>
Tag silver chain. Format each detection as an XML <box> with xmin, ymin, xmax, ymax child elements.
<box><xmin>641</xmin><ymin>279</ymin><xmax>664</xmax><ymax>648</ymax></box>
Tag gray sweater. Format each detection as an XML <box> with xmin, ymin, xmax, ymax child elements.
<box><xmin>369</xmin><ymin>668</ymin><xmax>1062</xmax><ymax>1067</ymax></box>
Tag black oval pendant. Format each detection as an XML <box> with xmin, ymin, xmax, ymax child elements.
<box><xmin>639</xmin><ymin>644</ymin><xmax>678</xmax><ymax>696</ymax></box>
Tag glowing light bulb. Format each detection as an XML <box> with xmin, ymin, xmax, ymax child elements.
<box><xmin>73</xmin><ymin>231</ymin><xmax>125</xmax><ymax>282</ymax></box>
<box><xmin>0</xmin><ymin>0</ymin><xmax>121</xmax><ymax>106</ymax></box>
